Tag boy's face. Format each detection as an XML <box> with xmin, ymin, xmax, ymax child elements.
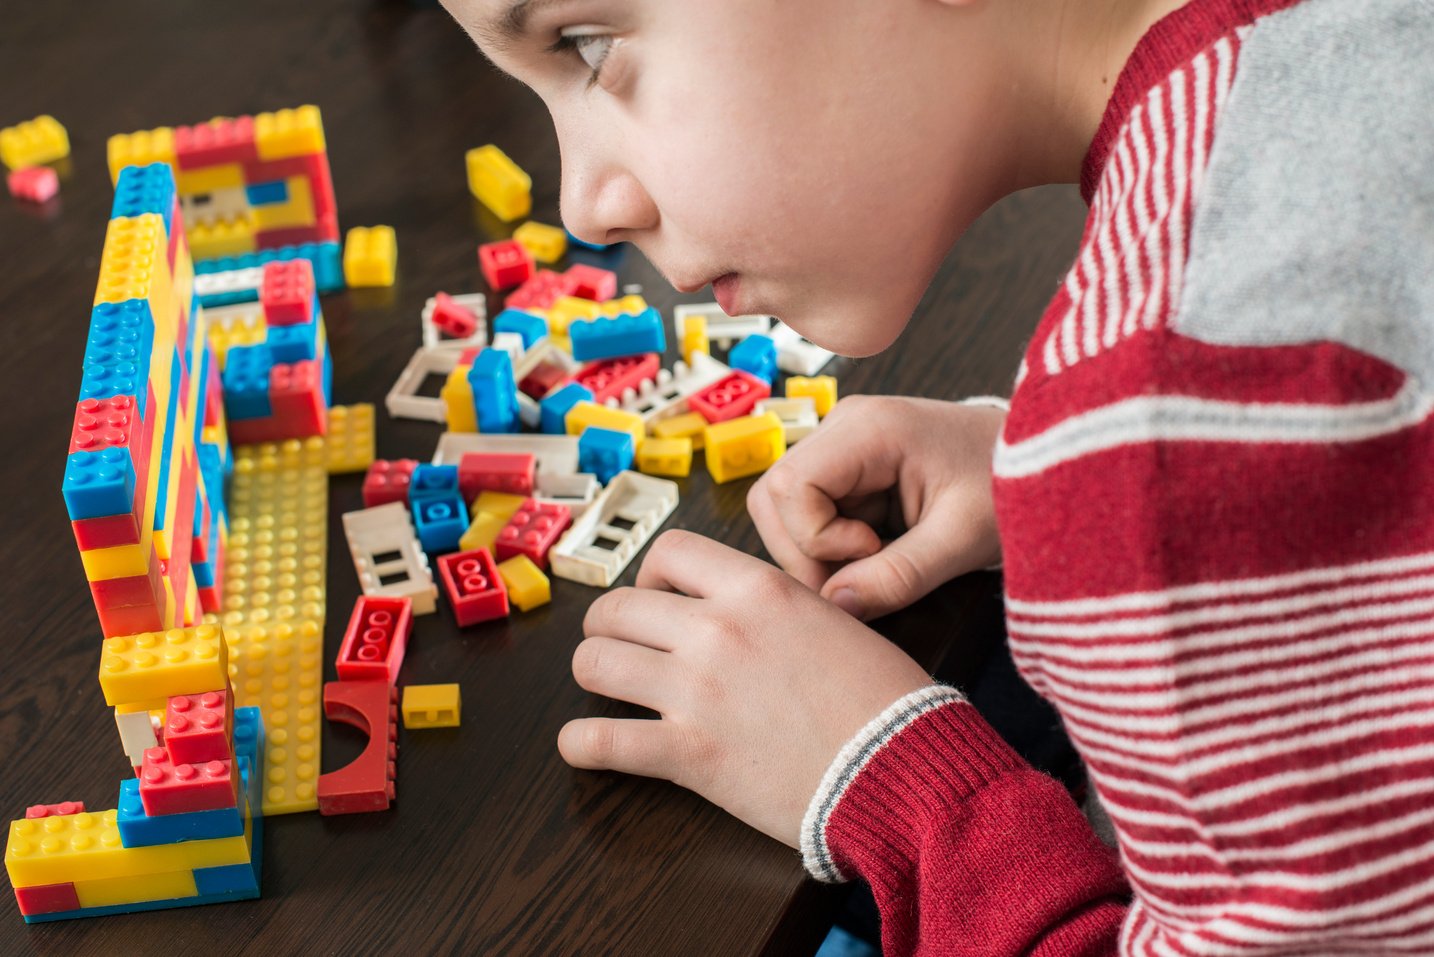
<box><xmin>445</xmin><ymin>0</ymin><xmax>1012</xmax><ymax>357</ymax></box>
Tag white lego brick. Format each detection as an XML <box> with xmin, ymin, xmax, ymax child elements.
<box><xmin>673</xmin><ymin>303</ymin><xmax>771</xmax><ymax>349</ymax></box>
<box><xmin>755</xmin><ymin>396</ymin><xmax>820</xmax><ymax>444</ymax></box>
<box><xmin>195</xmin><ymin>266</ymin><xmax>264</xmax><ymax>301</ymax></box>
<box><xmin>517</xmin><ymin>390</ymin><xmax>541</xmax><ymax>430</ymax></box>
<box><xmin>768</xmin><ymin>321</ymin><xmax>836</xmax><ymax>376</ymax></box>
<box><xmin>115</xmin><ymin>708</ymin><xmax>159</xmax><ymax>768</ymax></box>
<box><xmin>533</xmin><ymin>472</ymin><xmax>601</xmax><ymax>517</ymax></box>
<box><xmin>433</xmin><ymin>432</ymin><xmax>580</xmax><ymax>476</ymax></box>
<box><xmin>342</xmin><ymin>502</ymin><xmax>439</xmax><ymax>615</ymax></box>
<box><xmin>513</xmin><ymin>337</ymin><xmax>579</xmax><ymax>386</ymax></box>
<box><xmin>619</xmin><ymin>352</ymin><xmax>732</xmax><ymax>427</ymax></box>
<box><xmin>201</xmin><ymin>301</ymin><xmax>265</xmax><ymax>330</ymax></box>
<box><xmin>386</xmin><ymin>346</ymin><xmax>461</xmax><ymax>423</ymax></box>
<box><xmin>550</xmin><ymin>471</ymin><xmax>679</xmax><ymax>588</ymax></box>
<box><xmin>490</xmin><ymin>331</ymin><xmax>526</xmax><ymax>368</ymax></box>
<box><xmin>421</xmin><ymin>292</ymin><xmax>488</xmax><ymax>352</ymax></box>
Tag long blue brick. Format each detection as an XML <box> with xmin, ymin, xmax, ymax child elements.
<box><xmin>111</xmin><ymin>163</ymin><xmax>176</xmax><ymax>234</ymax></box>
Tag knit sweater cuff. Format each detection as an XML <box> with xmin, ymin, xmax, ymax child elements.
<box><xmin>799</xmin><ymin>685</ymin><xmax>1023</xmax><ymax>883</ymax></box>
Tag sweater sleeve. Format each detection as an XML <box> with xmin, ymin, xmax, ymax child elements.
<box><xmin>802</xmin><ymin>685</ymin><xmax>1129</xmax><ymax>957</ymax></box>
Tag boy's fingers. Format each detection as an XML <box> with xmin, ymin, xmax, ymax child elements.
<box><xmin>761</xmin><ymin>438</ymin><xmax>896</xmax><ymax>563</ymax></box>
<box><xmin>746</xmin><ymin>481</ymin><xmax>834</xmax><ymax>591</ymax></box>
<box><xmin>571</xmin><ymin>635</ymin><xmax>675</xmax><ymax>711</ymax></box>
<box><xmin>634</xmin><ymin>529</ymin><xmax>751</xmax><ymax>597</ymax></box>
<box><xmin>583</xmin><ymin>587</ymin><xmax>696</xmax><ymax>652</ymax></box>
<box><xmin>558</xmin><ymin>717</ymin><xmax>676</xmax><ymax>780</ymax></box>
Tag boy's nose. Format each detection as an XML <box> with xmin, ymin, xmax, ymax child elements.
<box><xmin>558</xmin><ymin>144</ymin><xmax>659</xmax><ymax>247</ymax></box>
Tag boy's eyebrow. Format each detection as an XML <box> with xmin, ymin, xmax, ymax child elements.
<box><xmin>476</xmin><ymin>0</ymin><xmax>573</xmax><ymax>53</ymax></box>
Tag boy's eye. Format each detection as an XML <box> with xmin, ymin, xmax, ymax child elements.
<box><xmin>552</xmin><ymin>27</ymin><xmax>614</xmax><ymax>84</ymax></box>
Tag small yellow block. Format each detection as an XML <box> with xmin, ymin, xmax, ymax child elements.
<box><xmin>254</xmin><ymin>104</ymin><xmax>326</xmax><ymax>161</ymax></box>
<box><xmin>466</xmin><ymin>145</ymin><xmax>532</xmax><ymax>222</ymax></box>
<box><xmin>107</xmin><ymin>127</ymin><xmax>175</xmax><ymax>184</ymax></box>
<box><xmin>473</xmin><ymin>491</ymin><xmax>528</xmax><ymax>522</ymax></box>
<box><xmin>513</xmin><ymin>221</ymin><xmax>568</xmax><ymax>264</ymax></box>
<box><xmin>458</xmin><ymin>510</ymin><xmax>508</xmax><ymax>553</ymax></box>
<box><xmin>496</xmin><ymin>554</ymin><xmax>551</xmax><ymax>612</ymax></box>
<box><xmin>80</xmin><ymin>540</ymin><xmax>149</xmax><ymax>581</ymax></box>
<box><xmin>681</xmin><ymin>317</ymin><xmax>710</xmax><ymax>365</ymax></box>
<box><xmin>652</xmin><ymin>412</ymin><xmax>707</xmax><ymax>450</ymax></box>
<box><xmin>402</xmin><ymin>684</ymin><xmax>462</xmax><ymax>729</ymax></box>
<box><xmin>325</xmin><ymin>404</ymin><xmax>376</xmax><ymax>474</ymax></box>
<box><xmin>636</xmin><ymin>437</ymin><xmax>693</xmax><ymax>478</ymax></box>
<box><xmin>598</xmin><ymin>294</ymin><xmax>648</xmax><ymax>318</ymax></box>
<box><xmin>174</xmin><ymin>162</ymin><xmax>245</xmax><ymax>196</ymax></box>
<box><xmin>786</xmin><ymin>375</ymin><xmax>838</xmax><ymax>418</ymax></box>
<box><xmin>441</xmin><ymin>364</ymin><xmax>478</xmax><ymax>433</ymax></box>
<box><xmin>344</xmin><ymin>225</ymin><xmax>398</xmax><ymax>288</ymax></box>
<box><xmin>547</xmin><ymin>296</ymin><xmax>601</xmax><ymax>338</ymax></box>
<box><xmin>0</xmin><ymin>114</ymin><xmax>69</xmax><ymax>171</ymax></box>
<box><xmin>75</xmin><ymin>868</ymin><xmax>198</xmax><ymax>909</ymax></box>
<box><xmin>565</xmin><ymin>401</ymin><xmax>645</xmax><ymax>451</ymax></box>
<box><xmin>704</xmin><ymin>412</ymin><xmax>786</xmax><ymax>484</ymax></box>
<box><xmin>99</xmin><ymin>625</ymin><xmax>229</xmax><ymax>708</ymax></box>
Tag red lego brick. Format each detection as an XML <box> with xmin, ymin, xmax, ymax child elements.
<box><xmin>571</xmin><ymin>353</ymin><xmax>660</xmax><ymax>405</ymax></box>
<box><xmin>478</xmin><ymin>239</ymin><xmax>535</xmax><ymax>291</ymax></box>
<box><xmin>164</xmin><ymin>689</ymin><xmax>233</xmax><ymax>765</ymax></box>
<box><xmin>362</xmin><ymin>459</ymin><xmax>419</xmax><ymax>509</ymax></box>
<box><xmin>260</xmin><ymin>259</ymin><xmax>316</xmax><ymax>327</ymax></box>
<box><xmin>25</xmin><ymin>802</ymin><xmax>85</xmax><ymax>819</ymax></box>
<box><xmin>317</xmin><ymin>681</ymin><xmax>398</xmax><ymax>816</ymax></box>
<box><xmin>138</xmin><ymin>748</ymin><xmax>239</xmax><ymax>816</ymax></box>
<box><xmin>504</xmin><ymin>269</ymin><xmax>578</xmax><ymax>311</ymax></box>
<box><xmin>72</xmin><ymin>512</ymin><xmax>143</xmax><ymax>551</ymax></box>
<box><xmin>456</xmin><ymin>346</ymin><xmax>484</xmax><ymax>367</ymax></box>
<box><xmin>94</xmin><ymin>594</ymin><xmax>165</xmax><ymax>639</ymax></box>
<box><xmin>518</xmin><ymin>359</ymin><xmax>572</xmax><ymax>400</ymax></box>
<box><xmin>242</xmin><ymin>152</ymin><xmax>337</xmax><ymax>221</ymax></box>
<box><xmin>14</xmin><ymin>882</ymin><xmax>81</xmax><ymax>917</ymax></box>
<box><xmin>431</xmin><ymin>292</ymin><xmax>480</xmax><ymax>339</ymax></box>
<box><xmin>688</xmin><ymin>370</ymin><xmax>772</xmax><ymax>424</ymax></box>
<box><xmin>336</xmin><ymin>595</ymin><xmax>412</xmax><ymax>683</ymax></box>
<box><xmin>256</xmin><ymin>212</ymin><xmax>340</xmax><ymax>250</ymax></box>
<box><xmin>174</xmin><ymin>116</ymin><xmax>258</xmax><ymax>170</ymax></box>
<box><xmin>162</xmin><ymin>452</ymin><xmax>199</xmax><ymax>627</ymax></box>
<box><xmin>266</xmin><ymin>359</ymin><xmax>326</xmax><ymax>438</ymax></box>
<box><xmin>563</xmin><ymin>263</ymin><xmax>618</xmax><ymax>302</ymax></box>
<box><xmin>69</xmin><ymin>395</ymin><xmax>139</xmax><ymax>459</ymax></box>
<box><xmin>458</xmin><ymin>452</ymin><xmax>536</xmax><ymax>500</ymax></box>
<box><xmin>436</xmin><ymin>548</ymin><xmax>510</xmax><ymax>626</ymax></box>
<box><xmin>197</xmin><ymin>585</ymin><xmax>221</xmax><ymax>616</ymax></box>
<box><xmin>494</xmin><ymin>499</ymin><xmax>572</xmax><ymax>570</ymax></box>
<box><xmin>7</xmin><ymin>165</ymin><xmax>59</xmax><ymax>203</ymax></box>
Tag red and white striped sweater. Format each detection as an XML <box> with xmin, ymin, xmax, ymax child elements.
<box><xmin>801</xmin><ymin>0</ymin><xmax>1434</xmax><ymax>953</ymax></box>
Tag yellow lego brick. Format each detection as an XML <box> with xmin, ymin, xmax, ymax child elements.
<box><xmin>99</xmin><ymin>624</ymin><xmax>230</xmax><ymax>707</ymax></box>
<box><xmin>4</xmin><ymin>809</ymin><xmax>250</xmax><ymax>888</ymax></box>
<box><xmin>0</xmin><ymin>114</ymin><xmax>69</xmax><ymax>171</ymax></box>
<box><xmin>466</xmin><ymin>144</ymin><xmax>531</xmax><ymax>222</ymax></box>
<box><xmin>459</xmin><ymin>510</ymin><xmax>509</xmax><ymax>553</ymax></box>
<box><xmin>343</xmin><ymin>225</ymin><xmax>397</xmax><ymax>288</ymax></box>
<box><xmin>547</xmin><ymin>296</ymin><xmax>601</xmax><ymax>338</ymax></box>
<box><xmin>704</xmin><ymin>412</ymin><xmax>786</xmax><ymax>484</ymax></box>
<box><xmin>187</xmin><ymin>212</ymin><xmax>258</xmax><ymax>260</ymax></box>
<box><xmin>565</xmin><ymin>401</ymin><xmax>645</xmax><ymax>450</ymax></box>
<box><xmin>496</xmin><ymin>555</ymin><xmax>551</xmax><ymax>612</ymax></box>
<box><xmin>252</xmin><ymin>174</ymin><xmax>316</xmax><ymax>231</ymax></box>
<box><xmin>79</xmin><ymin>540</ymin><xmax>149</xmax><ymax>581</ymax></box>
<box><xmin>651</xmin><ymin>411</ymin><xmax>708</xmax><ymax>450</ymax></box>
<box><xmin>254</xmin><ymin>104</ymin><xmax>326</xmax><ymax>161</ymax></box>
<box><xmin>325</xmin><ymin>404</ymin><xmax>376</xmax><ymax>474</ymax></box>
<box><xmin>681</xmin><ymin>318</ymin><xmax>710</xmax><ymax>365</ymax></box>
<box><xmin>513</xmin><ymin>221</ymin><xmax>567</xmax><ymax>264</ymax></box>
<box><xmin>550</xmin><ymin>334</ymin><xmax>572</xmax><ymax>355</ymax></box>
<box><xmin>473</xmin><ymin>491</ymin><xmax>528</xmax><ymax>522</ymax></box>
<box><xmin>207</xmin><ymin>306</ymin><xmax>267</xmax><ymax>368</ymax></box>
<box><xmin>401</xmin><ymin>684</ymin><xmax>462</xmax><ymax>729</ymax></box>
<box><xmin>636</xmin><ymin>436</ymin><xmax>693</xmax><ymax>478</ymax></box>
<box><xmin>94</xmin><ymin>213</ymin><xmax>171</xmax><ymax>310</ymax></box>
<box><xmin>75</xmin><ymin>869</ymin><xmax>198</xmax><ymax>909</ymax></box>
<box><xmin>441</xmin><ymin>364</ymin><xmax>478</xmax><ymax>433</ymax></box>
<box><xmin>107</xmin><ymin>126</ymin><xmax>176</xmax><ymax>185</ymax></box>
<box><xmin>174</xmin><ymin>162</ymin><xmax>245</xmax><ymax>196</ymax></box>
<box><xmin>786</xmin><ymin>375</ymin><xmax>838</xmax><ymax>418</ymax></box>
<box><xmin>224</xmin><ymin>619</ymin><xmax>324</xmax><ymax>816</ymax></box>
<box><xmin>599</xmin><ymin>294</ymin><xmax>649</xmax><ymax>318</ymax></box>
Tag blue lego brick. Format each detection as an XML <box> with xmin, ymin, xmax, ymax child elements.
<box><xmin>116</xmin><ymin>776</ymin><xmax>246</xmax><ymax>848</ymax></box>
<box><xmin>192</xmin><ymin>347</ymin><xmax>212</xmax><ymax>450</ymax></box>
<box><xmin>729</xmin><ymin>333</ymin><xmax>777</xmax><ymax>384</ymax></box>
<box><xmin>244</xmin><ymin>179</ymin><xmax>288</xmax><ymax>206</ymax></box>
<box><xmin>413</xmin><ymin>494</ymin><xmax>469</xmax><ymax>555</ymax></box>
<box><xmin>195</xmin><ymin>286</ymin><xmax>256</xmax><ymax>309</ymax></box>
<box><xmin>62</xmin><ymin>449</ymin><xmax>138</xmax><ymax>521</ymax></box>
<box><xmin>565</xmin><ymin>230</ymin><xmax>610</xmax><ymax>251</ymax></box>
<box><xmin>80</xmin><ymin>302</ymin><xmax>156</xmax><ymax>415</ymax></box>
<box><xmin>409</xmin><ymin>464</ymin><xmax>459</xmax><ymax>502</ymax></box>
<box><xmin>192</xmin><ymin>559</ymin><xmax>216</xmax><ymax>588</ymax></box>
<box><xmin>194</xmin><ymin>859</ymin><xmax>260</xmax><ymax>896</ymax></box>
<box><xmin>232</xmin><ymin>706</ymin><xmax>266</xmax><ymax>815</ymax></box>
<box><xmin>469</xmin><ymin>348</ymin><xmax>519</xmax><ymax>434</ymax></box>
<box><xmin>321</xmin><ymin>347</ymin><xmax>333</xmax><ymax>408</ymax></box>
<box><xmin>568</xmin><ymin>308</ymin><xmax>665</xmax><ymax>362</ymax></box>
<box><xmin>111</xmin><ymin>163</ymin><xmax>177</xmax><ymax>234</ymax></box>
<box><xmin>493</xmin><ymin>309</ymin><xmax>548</xmax><ymax>350</ymax></box>
<box><xmin>578</xmin><ymin>427</ymin><xmax>635</xmax><ymax>485</ymax></box>
<box><xmin>194</xmin><ymin>241</ymin><xmax>344</xmax><ymax>295</ymax></box>
<box><xmin>222</xmin><ymin>344</ymin><xmax>274</xmax><ymax>420</ymax></box>
<box><xmin>153</xmin><ymin>350</ymin><xmax>184</xmax><ymax>536</ymax></box>
<box><xmin>198</xmin><ymin>443</ymin><xmax>228</xmax><ymax>524</ymax></box>
<box><xmin>266</xmin><ymin>317</ymin><xmax>318</xmax><ymax>363</ymax></box>
<box><xmin>539</xmin><ymin>382</ymin><xmax>594</xmax><ymax>435</ymax></box>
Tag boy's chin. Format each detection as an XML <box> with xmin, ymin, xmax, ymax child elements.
<box><xmin>778</xmin><ymin>311</ymin><xmax>906</xmax><ymax>360</ymax></box>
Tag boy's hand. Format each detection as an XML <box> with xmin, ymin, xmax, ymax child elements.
<box><xmin>558</xmin><ymin>529</ymin><xmax>933</xmax><ymax>848</ymax></box>
<box><xmin>746</xmin><ymin>395</ymin><xmax>1004</xmax><ymax>622</ymax></box>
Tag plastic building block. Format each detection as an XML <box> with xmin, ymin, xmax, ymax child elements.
<box><xmin>99</xmin><ymin>625</ymin><xmax>229</xmax><ymax>707</ymax></box>
<box><xmin>115</xmin><ymin>775</ymin><xmax>244</xmax><ymax>848</ymax></box>
<box><xmin>222</xmin><ymin>343</ymin><xmax>275</xmax><ymax>420</ymax></box>
<box><xmin>563</xmin><ymin>264</ymin><xmax>618</xmax><ymax>302</ymax></box>
<box><xmin>362</xmin><ymin>459</ymin><xmax>418</xmax><ymax>508</ymax></box>
<box><xmin>106</xmin><ymin>125</ymin><xmax>175</xmax><ymax>184</ymax></box>
<box><xmin>254</xmin><ymin>104</ymin><xmax>326</xmax><ymax>159</ymax></box>
<box><xmin>25</xmin><ymin>803</ymin><xmax>85</xmax><ymax>820</ymax></box>
<box><xmin>386</xmin><ymin>346</ymin><xmax>461</xmax><ymax>422</ymax></box>
<box><xmin>572</xmin><ymin>353</ymin><xmax>661</xmax><ymax>406</ymax></box>
<box><xmin>458</xmin><ymin>510</ymin><xmax>508</xmax><ymax>553</ymax></box>
<box><xmin>546</xmin><ymin>296</ymin><xmax>602</xmax><ymax>339</ymax></box>
<box><xmin>756</xmin><ymin>396</ymin><xmax>820</xmax><ymax>443</ymax></box>
<box><xmin>138</xmin><ymin>748</ymin><xmax>239</xmax><ymax>816</ymax></box>
<box><xmin>651</xmin><ymin>411</ymin><xmax>708</xmax><ymax>450</ymax></box>
<box><xmin>565</xmin><ymin>230</ymin><xmax>610</xmax><ymax>252</ymax></box>
<box><xmin>7</xmin><ymin>165</ymin><xmax>58</xmax><ymax>203</ymax></box>
<box><xmin>681</xmin><ymin>315</ymin><xmax>710</xmax><ymax>365</ymax></box>
<box><xmin>504</xmin><ymin>269</ymin><xmax>578</xmax><ymax>311</ymax></box>
<box><xmin>459</xmin><ymin>452</ymin><xmax>536</xmax><ymax>499</ymax></box>
<box><xmin>68</xmin><ymin>395</ymin><xmax>140</xmax><ymax>462</ymax></box>
<box><xmin>413</xmin><ymin>493</ymin><xmax>470</xmax><ymax>555</ymax></box>
<box><xmin>13</xmin><ymin>882</ymin><xmax>80</xmax><ymax>917</ymax></box>
<box><xmin>704</xmin><ymin>412</ymin><xmax>787</xmax><ymax>484</ymax></box>
<box><xmin>495</xmin><ymin>499</ymin><xmax>572</xmax><ymax>569</ymax></box>
<box><xmin>600</xmin><ymin>294</ymin><xmax>649</xmax><ymax>317</ymax></box>
<box><xmin>164</xmin><ymin>689</ymin><xmax>233</xmax><ymax>765</ymax></box>
<box><xmin>636</xmin><ymin>437</ymin><xmax>693</xmax><ymax>478</ymax></box>
<box><xmin>729</xmin><ymin>333</ymin><xmax>777</xmax><ymax>384</ymax></box>
<box><xmin>470</xmin><ymin>347</ymin><xmax>520</xmax><ymax>433</ymax></box>
<box><xmin>401</xmin><ymin>684</ymin><xmax>462</xmax><ymax>729</ymax></box>
<box><xmin>689</xmin><ymin>370</ymin><xmax>771</xmax><ymax>424</ymax></box>
<box><xmin>493</xmin><ymin>308</ymin><xmax>548</xmax><ymax>349</ymax></box>
<box><xmin>343</xmin><ymin>225</ymin><xmax>397</xmax><ymax>287</ymax></box>
<box><xmin>174</xmin><ymin>115</ymin><xmax>257</xmax><ymax>169</ymax></box>
<box><xmin>569</xmin><ymin>309</ymin><xmax>666</xmax><ymax>362</ymax></box>
<box><xmin>441</xmin><ymin>363</ymin><xmax>478</xmax><ymax>433</ymax></box>
<box><xmin>533</xmin><ymin>472</ymin><xmax>601</xmax><ymax>516</ymax></box>
<box><xmin>409</xmin><ymin>463</ymin><xmax>461</xmax><ymax>501</ymax></box>
<box><xmin>111</xmin><ymin>162</ymin><xmax>176</xmax><ymax>230</ymax></box>
<box><xmin>540</xmin><ymin>382</ymin><xmax>595</xmax><ymax>435</ymax></box>
<box><xmin>673</xmin><ymin>304</ymin><xmax>770</xmax><ymax>349</ymax></box>
<box><xmin>344</xmin><ymin>502</ymin><xmax>439</xmax><ymax>615</ymax></box>
<box><xmin>430</xmin><ymin>292</ymin><xmax>480</xmax><ymax>340</ymax></box>
<box><xmin>421</xmin><ymin>291</ymin><xmax>488</xmax><ymax>352</ymax></box>
<box><xmin>473</xmin><ymin>490</ymin><xmax>529</xmax><ymax>522</ymax></box>
<box><xmin>466</xmin><ymin>144</ymin><xmax>531</xmax><ymax>221</ymax></box>
<box><xmin>434</xmin><ymin>431</ymin><xmax>581</xmax><ymax>476</ymax></box>
<box><xmin>494</xmin><ymin>555</ymin><xmax>551</xmax><ymax>612</ymax></box>
<box><xmin>259</xmin><ymin>259</ymin><xmax>315</xmax><ymax>326</ymax></box>
<box><xmin>564</xmin><ymin>401</ymin><xmax>645</xmax><ymax>451</ymax></box>
<box><xmin>479</xmin><ymin>239</ymin><xmax>536</xmax><ymax>291</ymax></box>
<box><xmin>335</xmin><ymin>595</ymin><xmax>412</xmax><ymax>682</ymax></box>
<box><xmin>519</xmin><ymin>358</ymin><xmax>572</xmax><ymax>401</ymax></box>
<box><xmin>437</xmin><ymin>548</ymin><xmax>510</xmax><ymax>626</ymax></box>
<box><xmin>0</xmin><ymin>114</ymin><xmax>69</xmax><ymax>170</ymax></box>
<box><xmin>550</xmin><ymin>471</ymin><xmax>679</xmax><ymax>588</ymax></box>
<box><xmin>513</xmin><ymin>221</ymin><xmax>567</xmax><ymax>263</ymax></box>
<box><xmin>325</xmin><ymin>404</ymin><xmax>376</xmax><ymax>474</ymax></box>
<box><xmin>230</xmin><ymin>706</ymin><xmax>266</xmax><ymax>816</ymax></box>
<box><xmin>769</xmin><ymin>320</ymin><xmax>836</xmax><ymax>376</ymax></box>
<box><xmin>62</xmin><ymin>448</ymin><xmax>138</xmax><ymax>522</ymax></box>
<box><xmin>317</xmin><ymin>681</ymin><xmax>398</xmax><ymax>815</ymax></box>
<box><xmin>786</xmin><ymin>375</ymin><xmax>838</xmax><ymax>417</ymax></box>
<box><xmin>579</xmin><ymin>427</ymin><xmax>635</xmax><ymax>485</ymax></box>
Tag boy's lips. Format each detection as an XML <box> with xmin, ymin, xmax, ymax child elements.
<box><xmin>712</xmin><ymin>273</ymin><xmax>741</xmax><ymax>315</ymax></box>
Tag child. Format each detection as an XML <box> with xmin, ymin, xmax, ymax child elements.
<box><xmin>444</xmin><ymin>0</ymin><xmax>1434</xmax><ymax>952</ymax></box>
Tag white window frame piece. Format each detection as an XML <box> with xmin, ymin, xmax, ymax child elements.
<box><xmin>420</xmin><ymin>292</ymin><xmax>488</xmax><ymax>352</ymax></box>
<box><xmin>550</xmin><ymin>471</ymin><xmax>679</xmax><ymax>588</ymax></box>
<box><xmin>342</xmin><ymin>502</ymin><xmax>439</xmax><ymax>615</ymax></box>
<box><xmin>672</xmin><ymin>303</ymin><xmax>771</xmax><ymax>349</ymax></box>
<box><xmin>532</xmin><ymin>472</ymin><xmax>601</xmax><ymax>517</ymax></box>
<box><xmin>432</xmin><ymin>432</ymin><xmax>580</xmax><ymax>477</ymax></box>
<box><xmin>755</xmin><ymin>396</ymin><xmax>820</xmax><ymax>444</ymax></box>
<box><xmin>386</xmin><ymin>346</ymin><xmax>461</xmax><ymax>423</ymax></box>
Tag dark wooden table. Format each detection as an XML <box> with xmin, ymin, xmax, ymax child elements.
<box><xmin>0</xmin><ymin>2</ymin><xmax>1086</xmax><ymax>953</ymax></box>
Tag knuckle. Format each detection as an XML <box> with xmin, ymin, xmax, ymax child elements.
<box><xmin>646</xmin><ymin>528</ymin><xmax>692</xmax><ymax>566</ymax></box>
<box><xmin>583</xmin><ymin>587</ymin><xmax>626</xmax><ymax>637</ymax></box>
<box><xmin>571</xmin><ymin>636</ymin><xmax>605</xmax><ymax>685</ymax></box>
<box><xmin>872</xmin><ymin>551</ymin><xmax>927</xmax><ymax>606</ymax></box>
<box><xmin>579</xmin><ymin>721</ymin><xmax>617</xmax><ymax>765</ymax></box>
